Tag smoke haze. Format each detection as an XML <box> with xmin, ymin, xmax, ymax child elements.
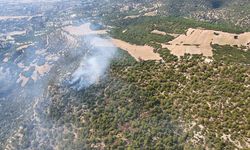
<box><xmin>70</xmin><ymin>35</ymin><xmax>117</xmax><ymax>90</ymax></box>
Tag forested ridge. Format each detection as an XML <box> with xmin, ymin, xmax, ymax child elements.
<box><xmin>48</xmin><ymin>48</ymin><xmax>250</xmax><ymax>149</ymax></box>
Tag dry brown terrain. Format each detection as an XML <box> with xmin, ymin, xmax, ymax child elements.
<box><xmin>162</xmin><ymin>28</ymin><xmax>250</xmax><ymax>57</ymax></box>
<box><xmin>151</xmin><ymin>30</ymin><xmax>167</xmax><ymax>35</ymax></box>
<box><xmin>112</xmin><ymin>39</ymin><xmax>162</xmax><ymax>61</ymax></box>
<box><xmin>17</xmin><ymin>63</ymin><xmax>52</xmax><ymax>87</ymax></box>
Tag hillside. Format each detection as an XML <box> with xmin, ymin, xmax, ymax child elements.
<box><xmin>46</xmin><ymin>15</ymin><xmax>250</xmax><ymax>149</ymax></box>
<box><xmin>46</xmin><ymin>4</ymin><xmax>250</xmax><ymax>149</ymax></box>
<box><xmin>0</xmin><ymin>0</ymin><xmax>249</xmax><ymax>149</ymax></box>
<box><xmin>47</xmin><ymin>49</ymin><xmax>250</xmax><ymax>149</ymax></box>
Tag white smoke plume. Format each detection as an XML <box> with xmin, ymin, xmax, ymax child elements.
<box><xmin>70</xmin><ymin>35</ymin><xmax>117</xmax><ymax>90</ymax></box>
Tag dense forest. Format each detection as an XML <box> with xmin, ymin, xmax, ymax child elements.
<box><xmin>46</xmin><ymin>48</ymin><xmax>250</xmax><ymax>149</ymax></box>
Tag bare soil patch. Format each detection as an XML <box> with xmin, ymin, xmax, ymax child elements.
<box><xmin>151</xmin><ymin>30</ymin><xmax>167</xmax><ymax>35</ymax></box>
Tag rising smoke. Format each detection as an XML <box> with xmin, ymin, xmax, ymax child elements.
<box><xmin>70</xmin><ymin>35</ymin><xmax>117</xmax><ymax>90</ymax></box>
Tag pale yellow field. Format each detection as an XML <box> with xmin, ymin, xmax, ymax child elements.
<box><xmin>151</xmin><ymin>30</ymin><xmax>167</xmax><ymax>35</ymax></box>
<box><xmin>112</xmin><ymin>39</ymin><xmax>162</xmax><ymax>61</ymax></box>
<box><xmin>162</xmin><ymin>28</ymin><xmax>250</xmax><ymax>57</ymax></box>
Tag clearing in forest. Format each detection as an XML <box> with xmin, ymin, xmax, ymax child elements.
<box><xmin>112</xmin><ymin>39</ymin><xmax>162</xmax><ymax>61</ymax></box>
<box><xmin>162</xmin><ymin>28</ymin><xmax>250</xmax><ymax>57</ymax></box>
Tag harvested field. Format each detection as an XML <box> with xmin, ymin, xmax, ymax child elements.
<box><xmin>112</xmin><ymin>39</ymin><xmax>162</xmax><ymax>61</ymax></box>
<box><xmin>162</xmin><ymin>28</ymin><xmax>250</xmax><ymax>57</ymax></box>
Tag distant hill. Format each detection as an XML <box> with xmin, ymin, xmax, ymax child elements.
<box><xmin>105</xmin><ymin>0</ymin><xmax>250</xmax><ymax>27</ymax></box>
